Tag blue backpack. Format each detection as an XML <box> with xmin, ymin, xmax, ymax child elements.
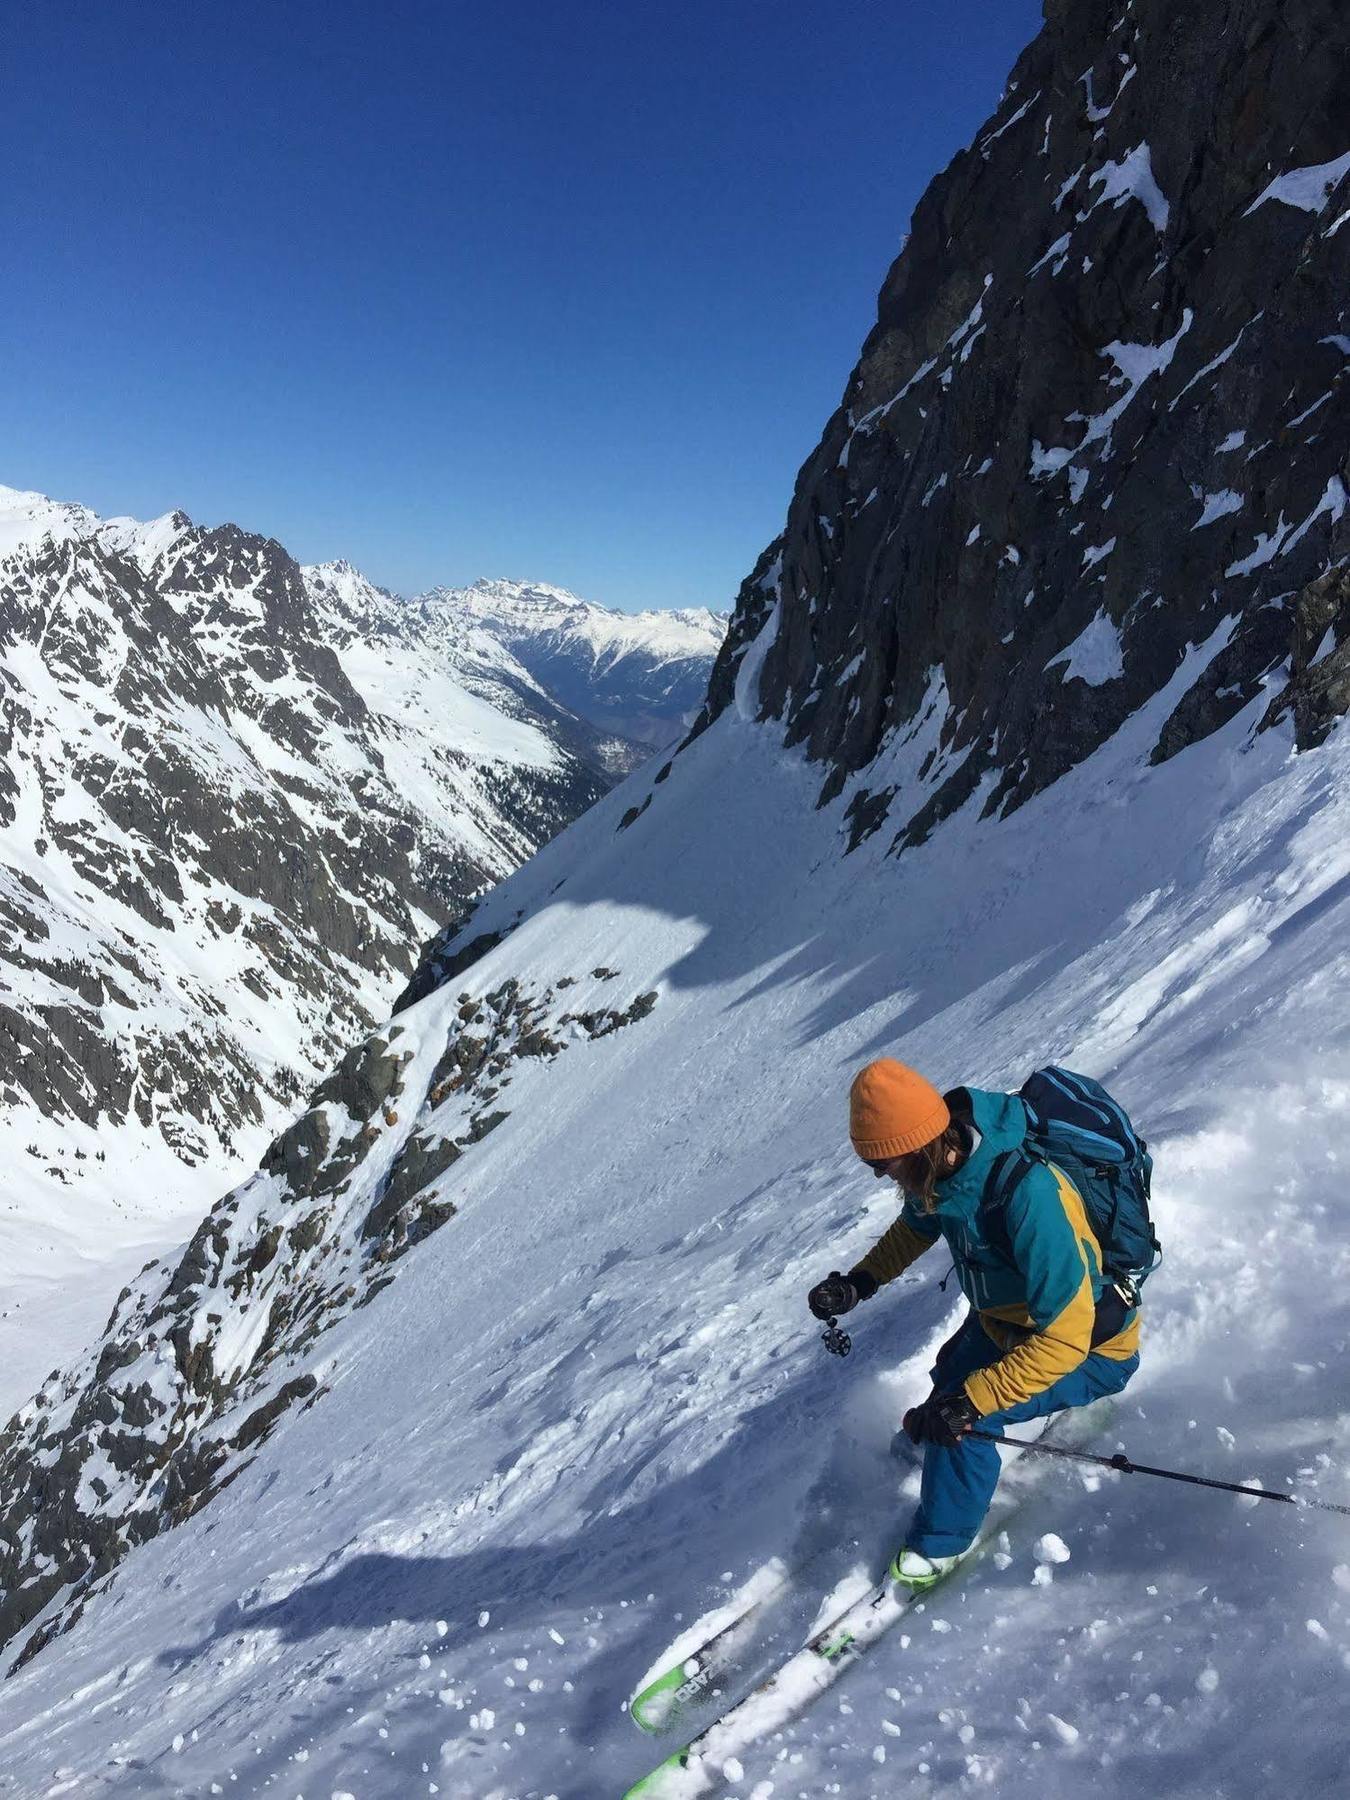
<box><xmin>987</xmin><ymin>1066</ymin><xmax>1161</xmax><ymax>1304</ymax></box>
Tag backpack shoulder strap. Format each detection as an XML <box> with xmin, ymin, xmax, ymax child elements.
<box><xmin>983</xmin><ymin>1144</ymin><xmax>1044</xmax><ymax>1216</ymax></box>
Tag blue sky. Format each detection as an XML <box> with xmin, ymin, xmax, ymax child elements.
<box><xmin>4</xmin><ymin>1</ymin><xmax>1041</xmax><ymax>611</ymax></box>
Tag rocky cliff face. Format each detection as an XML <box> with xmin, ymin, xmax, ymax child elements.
<box><xmin>696</xmin><ymin>0</ymin><xmax>1348</xmax><ymax>851</ymax></box>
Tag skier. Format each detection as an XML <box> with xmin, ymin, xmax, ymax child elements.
<box><xmin>808</xmin><ymin>1058</ymin><xmax>1142</xmax><ymax>1592</ymax></box>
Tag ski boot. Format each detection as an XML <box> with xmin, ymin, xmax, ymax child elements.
<box><xmin>887</xmin><ymin>1546</ymin><xmax>963</xmax><ymax>1592</ymax></box>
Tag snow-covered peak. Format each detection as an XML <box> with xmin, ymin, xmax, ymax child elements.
<box><xmin>301</xmin><ymin>557</ymin><xmax>403</xmax><ymax>634</ymax></box>
<box><xmin>303</xmin><ymin>556</ymin><xmax>391</xmax><ymax>601</ymax></box>
<box><xmin>426</xmin><ymin>574</ymin><xmax>729</xmax><ymax>664</ymax></box>
<box><xmin>95</xmin><ymin>507</ymin><xmax>195</xmax><ymax>573</ymax></box>
<box><xmin>2</xmin><ymin>489</ymin><xmax>377</xmax><ymax>596</ymax></box>
<box><xmin>0</xmin><ymin>484</ymin><xmax>197</xmax><ymax>577</ymax></box>
<box><xmin>467</xmin><ymin>574</ymin><xmax>591</xmax><ymax>609</ymax></box>
<box><xmin>0</xmin><ymin>483</ymin><xmax>100</xmax><ymax>562</ymax></box>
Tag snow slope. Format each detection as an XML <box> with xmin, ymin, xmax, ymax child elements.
<box><xmin>2</xmin><ymin>0</ymin><xmax>1346</xmax><ymax>1788</ymax></box>
<box><xmin>2</xmin><ymin>656</ymin><xmax>1349</xmax><ymax>1797</ymax></box>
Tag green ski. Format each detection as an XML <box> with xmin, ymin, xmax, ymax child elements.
<box><xmin>620</xmin><ymin>1400</ymin><xmax>1117</xmax><ymax>1797</ymax></box>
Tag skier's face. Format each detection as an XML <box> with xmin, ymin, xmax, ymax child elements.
<box><xmin>865</xmin><ymin>1156</ymin><xmax>903</xmax><ymax>1183</ymax></box>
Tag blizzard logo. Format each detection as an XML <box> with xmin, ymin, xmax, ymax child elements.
<box><xmin>674</xmin><ymin>1666</ymin><xmax>714</xmax><ymax>1704</ymax></box>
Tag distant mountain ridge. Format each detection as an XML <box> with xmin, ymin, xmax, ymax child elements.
<box><xmin>407</xmin><ymin>577</ymin><xmax>729</xmax><ymax>766</ymax></box>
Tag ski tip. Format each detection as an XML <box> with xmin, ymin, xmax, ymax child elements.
<box><xmin>628</xmin><ymin>1664</ymin><xmax>685</xmax><ymax>1734</ymax></box>
<box><xmin>621</xmin><ymin>1749</ymin><xmax>694</xmax><ymax>1798</ymax></box>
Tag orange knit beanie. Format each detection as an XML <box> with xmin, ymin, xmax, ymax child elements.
<box><xmin>849</xmin><ymin>1058</ymin><xmax>950</xmax><ymax>1160</ymax></box>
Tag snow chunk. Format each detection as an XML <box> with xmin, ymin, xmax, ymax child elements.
<box><xmin>1048</xmin><ymin>611</ymin><xmax>1125</xmax><ymax>686</ymax></box>
<box><xmin>1226</xmin><ymin>478</ymin><xmax>1347</xmax><ymax>576</ymax></box>
<box><xmin>1029</xmin><ymin>232</ymin><xmax>1072</xmax><ymax>277</ymax></box>
<box><xmin>1085</xmin><ymin>143</ymin><xmax>1170</xmax><ymax>232</ymax></box>
<box><xmin>1030</xmin><ymin>441</ymin><xmax>1075</xmax><ymax>479</ymax></box>
<box><xmin>1035</xmin><ymin>1532</ymin><xmax>1071</xmax><ymax>1565</ymax></box>
<box><xmin>1033</xmin><ymin>312</ymin><xmax>1192</xmax><ymax>483</ymax></box>
<box><xmin>1284</xmin><ymin>476</ymin><xmax>1348</xmax><ymax>555</ymax></box>
<box><xmin>1170</xmin><ymin>315</ymin><xmax>1261</xmax><ymax>411</ymax></box>
<box><xmin>1227</xmin><ymin>521</ymin><xmax>1293</xmax><ymax>578</ymax></box>
<box><xmin>1047</xmin><ymin>1713</ymin><xmax>1081</xmax><ymax>1746</ymax></box>
<box><xmin>1081</xmin><ymin>60</ymin><xmax>1136</xmax><ymax>122</ymax></box>
<box><xmin>733</xmin><ymin>602</ymin><xmax>782</xmax><ymax>722</ymax></box>
<box><xmin>841</xmin><ymin>358</ymin><xmax>939</xmax><ymax>460</ymax></box>
<box><xmin>1105</xmin><ymin>320</ymin><xmax>1191</xmax><ymax>391</ymax></box>
<box><xmin>979</xmin><ymin>91</ymin><xmax>1040</xmax><ymax>155</ymax></box>
<box><xmin>1193</xmin><ymin>490</ymin><xmax>1243</xmax><ymax>530</ymax></box>
<box><xmin>1289</xmin><ymin>390</ymin><xmax>1333</xmax><ymax>430</ymax></box>
<box><xmin>946</xmin><ymin>280</ymin><xmax>992</xmax><ymax>356</ymax></box>
<box><xmin>1055</xmin><ymin>164</ymin><xmax>1087</xmax><ymax>209</ymax></box>
<box><xmin>1245</xmin><ymin>151</ymin><xmax>1350</xmax><ymax>217</ymax></box>
<box><xmin>1196</xmin><ymin>1666</ymin><xmax>1221</xmax><ymax>1694</ymax></box>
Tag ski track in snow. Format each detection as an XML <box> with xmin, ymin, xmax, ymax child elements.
<box><xmin>2</xmin><ymin>644</ymin><xmax>1350</xmax><ymax>1796</ymax></box>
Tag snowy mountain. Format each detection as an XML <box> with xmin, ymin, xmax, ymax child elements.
<box><xmin>1</xmin><ymin>2</ymin><xmax>1348</xmax><ymax>1796</ymax></box>
<box><xmin>0</xmin><ymin>486</ymin><xmax>614</xmax><ymax>1403</ymax></box>
<box><xmin>414</xmin><ymin>577</ymin><xmax>729</xmax><ymax>769</ymax></box>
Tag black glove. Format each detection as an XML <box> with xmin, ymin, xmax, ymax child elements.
<box><xmin>902</xmin><ymin>1390</ymin><xmax>979</xmax><ymax>1449</ymax></box>
<box><xmin>807</xmin><ymin>1269</ymin><xmax>877</xmax><ymax>1319</ymax></box>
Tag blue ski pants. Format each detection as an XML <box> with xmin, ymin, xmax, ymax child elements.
<box><xmin>905</xmin><ymin>1312</ymin><xmax>1140</xmax><ymax>1558</ymax></box>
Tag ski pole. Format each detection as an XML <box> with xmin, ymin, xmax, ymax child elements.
<box><xmin>973</xmin><ymin>1430</ymin><xmax>1350</xmax><ymax>1518</ymax></box>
